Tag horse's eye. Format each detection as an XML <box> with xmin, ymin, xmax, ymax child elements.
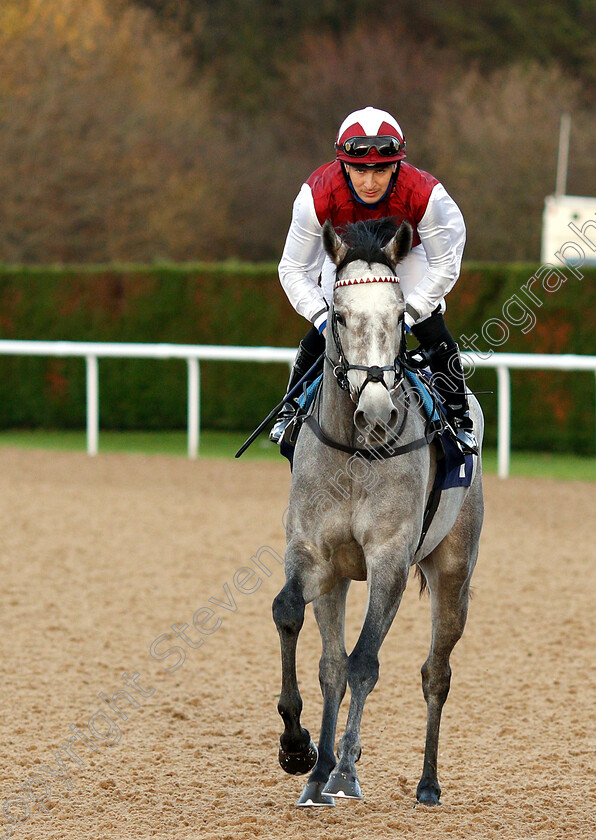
<box><xmin>334</xmin><ymin>312</ymin><xmax>346</xmax><ymax>327</ymax></box>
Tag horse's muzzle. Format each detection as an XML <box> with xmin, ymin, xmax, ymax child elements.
<box><xmin>354</xmin><ymin>384</ymin><xmax>399</xmax><ymax>445</ymax></box>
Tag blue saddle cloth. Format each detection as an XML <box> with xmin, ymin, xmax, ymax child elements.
<box><xmin>279</xmin><ymin>376</ymin><xmax>322</xmax><ymax>467</ymax></box>
<box><xmin>434</xmin><ymin>432</ymin><xmax>474</xmax><ymax>489</ymax></box>
<box><xmin>404</xmin><ymin>368</ymin><xmax>440</xmax><ymax>422</ymax></box>
<box><xmin>298</xmin><ymin>375</ymin><xmax>323</xmax><ymax>412</ymax></box>
<box><xmin>281</xmin><ymin>370</ymin><xmax>475</xmax><ymax>490</ymax></box>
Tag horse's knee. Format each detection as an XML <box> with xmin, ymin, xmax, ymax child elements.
<box><xmin>319</xmin><ymin>652</ymin><xmax>348</xmax><ymax>693</ymax></box>
<box><xmin>421</xmin><ymin>658</ymin><xmax>451</xmax><ymax>705</ymax></box>
<box><xmin>347</xmin><ymin>647</ymin><xmax>379</xmax><ymax>694</ymax></box>
<box><xmin>272</xmin><ymin>584</ymin><xmax>305</xmax><ymax>636</ymax></box>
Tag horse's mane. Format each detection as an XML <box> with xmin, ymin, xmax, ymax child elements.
<box><xmin>336</xmin><ymin>218</ymin><xmax>399</xmax><ymax>275</ymax></box>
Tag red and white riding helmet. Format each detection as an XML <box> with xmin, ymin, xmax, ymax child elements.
<box><xmin>335</xmin><ymin>106</ymin><xmax>406</xmax><ymax>165</ymax></box>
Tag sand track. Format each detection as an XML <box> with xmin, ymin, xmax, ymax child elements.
<box><xmin>0</xmin><ymin>449</ymin><xmax>594</xmax><ymax>839</ymax></box>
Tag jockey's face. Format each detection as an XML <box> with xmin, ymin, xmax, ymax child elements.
<box><xmin>345</xmin><ymin>163</ymin><xmax>397</xmax><ymax>204</ymax></box>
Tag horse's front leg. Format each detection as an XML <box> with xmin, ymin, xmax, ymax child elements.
<box><xmin>272</xmin><ymin>545</ymin><xmax>322</xmax><ymax>776</ymax></box>
<box><xmin>324</xmin><ymin>549</ymin><xmax>410</xmax><ymax>800</ymax></box>
<box><xmin>297</xmin><ymin>577</ymin><xmax>351</xmax><ymax>807</ymax></box>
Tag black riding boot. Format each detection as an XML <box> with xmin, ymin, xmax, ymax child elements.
<box><xmin>269</xmin><ymin>328</ymin><xmax>324</xmax><ymax>444</ymax></box>
<box><xmin>412</xmin><ymin>311</ymin><xmax>478</xmax><ymax>454</ymax></box>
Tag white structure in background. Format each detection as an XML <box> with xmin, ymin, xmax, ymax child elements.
<box><xmin>542</xmin><ymin>194</ymin><xmax>596</xmax><ymax>265</ymax></box>
<box><xmin>541</xmin><ymin>112</ymin><xmax>596</xmax><ymax>265</ymax></box>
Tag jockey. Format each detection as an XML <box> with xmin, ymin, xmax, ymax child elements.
<box><xmin>271</xmin><ymin>105</ymin><xmax>477</xmax><ymax>453</ymax></box>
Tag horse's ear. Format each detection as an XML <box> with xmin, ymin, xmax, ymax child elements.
<box><xmin>383</xmin><ymin>220</ymin><xmax>413</xmax><ymax>266</ymax></box>
<box><xmin>322</xmin><ymin>219</ymin><xmax>348</xmax><ymax>265</ymax></box>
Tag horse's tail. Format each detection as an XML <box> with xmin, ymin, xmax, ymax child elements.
<box><xmin>414</xmin><ymin>564</ymin><xmax>429</xmax><ymax>597</ymax></box>
<box><xmin>415</xmin><ymin>565</ymin><xmax>475</xmax><ymax>600</ymax></box>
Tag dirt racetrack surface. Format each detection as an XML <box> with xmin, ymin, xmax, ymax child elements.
<box><xmin>0</xmin><ymin>448</ymin><xmax>594</xmax><ymax>840</ymax></box>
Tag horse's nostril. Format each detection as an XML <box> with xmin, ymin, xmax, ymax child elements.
<box><xmin>354</xmin><ymin>409</ymin><xmax>367</xmax><ymax>433</ymax></box>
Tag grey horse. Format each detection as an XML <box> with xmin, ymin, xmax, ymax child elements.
<box><xmin>272</xmin><ymin>218</ymin><xmax>484</xmax><ymax>807</ymax></box>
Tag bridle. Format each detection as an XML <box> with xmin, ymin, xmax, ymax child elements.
<box><xmin>325</xmin><ymin>275</ymin><xmax>408</xmax><ymax>404</ymax></box>
<box><xmin>304</xmin><ymin>264</ymin><xmax>440</xmax><ymax>466</ymax></box>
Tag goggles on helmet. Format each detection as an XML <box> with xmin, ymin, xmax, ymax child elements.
<box><xmin>335</xmin><ymin>135</ymin><xmax>405</xmax><ymax>158</ymax></box>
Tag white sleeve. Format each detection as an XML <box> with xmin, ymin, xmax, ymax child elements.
<box><xmin>278</xmin><ymin>183</ymin><xmax>329</xmax><ymax>330</ymax></box>
<box><xmin>404</xmin><ymin>183</ymin><xmax>466</xmax><ymax>323</ymax></box>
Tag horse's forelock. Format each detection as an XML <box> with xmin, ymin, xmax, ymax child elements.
<box><xmin>336</xmin><ymin>219</ymin><xmax>399</xmax><ymax>277</ymax></box>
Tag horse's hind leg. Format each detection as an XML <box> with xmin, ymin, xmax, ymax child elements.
<box><xmin>416</xmin><ymin>534</ymin><xmax>479</xmax><ymax>806</ymax></box>
<box><xmin>272</xmin><ymin>554</ymin><xmax>321</xmax><ymax>777</ymax></box>
<box><xmin>297</xmin><ymin>577</ymin><xmax>350</xmax><ymax>807</ymax></box>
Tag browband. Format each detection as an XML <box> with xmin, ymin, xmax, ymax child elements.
<box><xmin>334</xmin><ymin>276</ymin><xmax>400</xmax><ymax>288</ymax></box>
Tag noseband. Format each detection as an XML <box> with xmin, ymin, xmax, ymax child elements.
<box><xmin>326</xmin><ymin>276</ymin><xmax>407</xmax><ymax>402</ymax></box>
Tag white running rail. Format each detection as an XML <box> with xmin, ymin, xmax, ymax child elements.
<box><xmin>0</xmin><ymin>340</ymin><xmax>594</xmax><ymax>477</ymax></box>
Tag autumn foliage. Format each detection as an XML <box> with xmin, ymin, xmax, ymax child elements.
<box><xmin>0</xmin><ymin>0</ymin><xmax>595</xmax><ymax>263</ymax></box>
<box><xmin>0</xmin><ymin>0</ymin><xmax>232</xmax><ymax>262</ymax></box>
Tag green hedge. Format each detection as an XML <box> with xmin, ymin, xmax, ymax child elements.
<box><xmin>0</xmin><ymin>262</ymin><xmax>594</xmax><ymax>453</ymax></box>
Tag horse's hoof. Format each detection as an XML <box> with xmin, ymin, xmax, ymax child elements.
<box><xmin>278</xmin><ymin>740</ymin><xmax>318</xmax><ymax>775</ymax></box>
<box><xmin>416</xmin><ymin>786</ymin><xmax>441</xmax><ymax>806</ymax></box>
<box><xmin>296</xmin><ymin>780</ymin><xmax>335</xmax><ymax>807</ymax></box>
<box><xmin>323</xmin><ymin>770</ymin><xmax>362</xmax><ymax>800</ymax></box>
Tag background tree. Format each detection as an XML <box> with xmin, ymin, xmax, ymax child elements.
<box><xmin>0</xmin><ymin>0</ymin><xmax>232</xmax><ymax>262</ymax></box>
<box><xmin>0</xmin><ymin>0</ymin><xmax>594</xmax><ymax>263</ymax></box>
<box><xmin>425</xmin><ymin>63</ymin><xmax>594</xmax><ymax>260</ymax></box>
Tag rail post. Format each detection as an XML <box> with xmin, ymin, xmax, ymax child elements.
<box><xmin>497</xmin><ymin>365</ymin><xmax>511</xmax><ymax>479</ymax></box>
<box><xmin>86</xmin><ymin>355</ymin><xmax>99</xmax><ymax>456</ymax></box>
<box><xmin>187</xmin><ymin>358</ymin><xmax>200</xmax><ymax>459</ymax></box>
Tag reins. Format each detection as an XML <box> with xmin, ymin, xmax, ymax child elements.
<box><xmin>304</xmin><ymin>413</ymin><xmax>433</xmax><ymax>461</ymax></box>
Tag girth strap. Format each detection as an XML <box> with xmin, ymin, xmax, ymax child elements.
<box><xmin>303</xmin><ymin>415</ymin><xmax>434</xmax><ymax>461</ymax></box>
